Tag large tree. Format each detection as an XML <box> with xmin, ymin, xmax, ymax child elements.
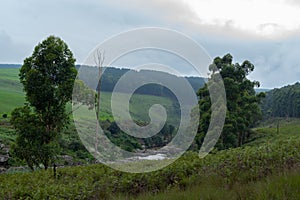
<box><xmin>195</xmin><ymin>54</ymin><xmax>265</xmax><ymax>150</ymax></box>
<box><xmin>10</xmin><ymin>36</ymin><xmax>77</xmax><ymax>170</ymax></box>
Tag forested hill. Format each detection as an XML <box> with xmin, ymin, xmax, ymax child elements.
<box><xmin>81</xmin><ymin>66</ymin><xmax>206</xmax><ymax>97</ymax></box>
<box><xmin>0</xmin><ymin>64</ymin><xmax>206</xmax><ymax>98</ymax></box>
<box><xmin>261</xmin><ymin>82</ymin><xmax>300</xmax><ymax>118</ymax></box>
<box><xmin>0</xmin><ymin>64</ymin><xmax>21</xmax><ymax>68</ymax></box>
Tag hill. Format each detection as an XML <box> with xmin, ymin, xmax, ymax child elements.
<box><xmin>261</xmin><ymin>82</ymin><xmax>300</xmax><ymax>118</ymax></box>
<box><xmin>0</xmin><ymin>68</ymin><xmax>25</xmax><ymax>114</ymax></box>
<box><xmin>0</xmin><ymin>64</ymin><xmax>205</xmax><ymax>115</ymax></box>
<box><xmin>1</xmin><ymin>65</ymin><xmax>300</xmax><ymax>199</ymax></box>
<box><xmin>0</xmin><ymin>118</ymin><xmax>299</xmax><ymax>199</ymax></box>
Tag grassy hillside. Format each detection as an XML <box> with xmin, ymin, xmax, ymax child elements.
<box><xmin>0</xmin><ymin>67</ymin><xmax>179</xmax><ymax>124</ymax></box>
<box><xmin>261</xmin><ymin>82</ymin><xmax>300</xmax><ymax>118</ymax></box>
<box><xmin>0</xmin><ymin>118</ymin><xmax>299</xmax><ymax>199</ymax></box>
<box><xmin>1</xmin><ymin>66</ymin><xmax>299</xmax><ymax>199</ymax></box>
<box><xmin>0</xmin><ymin>67</ymin><xmax>180</xmax><ymax>160</ymax></box>
<box><xmin>0</xmin><ymin>68</ymin><xmax>25</xmax><ymax>114</ymax></box>
<box><xmin>245</xmin><ymin>118</ymin><xmax>300</xmax><ymax>147</ymax></box>
<box><xmin>133</xmin><ymin>170</ymin><xmax>300</xmax><ymax>200</ymax></box>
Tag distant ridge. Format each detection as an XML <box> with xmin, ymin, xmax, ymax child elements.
<box><xmin>261</xmin><ymin>82</ymin><xmax>300</xmax><ymax>118</ymax></box>
<box><xmin>0</xmin><ymin>64</ymin><xmax>21</xmax><ymax>68</ymax></box>
<box><xmin>255</xmin><ymin>88</ymin><xmax>271</xmax><ymax>93</ymax></box>
<box><xmin>0</xmin><ymin>64</ymin><xmax>272</xmax><ymax>94</ymax></box>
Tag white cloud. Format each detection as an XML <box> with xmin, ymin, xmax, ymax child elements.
<box><xmin>182</xmin><ymin>0</ymin><xmax>300</xmax><ymax>38</ymax></box>
<box><xmin>0</xmin><ymin>0</ymin><xmax>299</xmax><ymax>88</ymax></box>
<box><xmin>249</xmin><ymin>38</ymin><xmax>300</xmax><ymax>88</ymax></box>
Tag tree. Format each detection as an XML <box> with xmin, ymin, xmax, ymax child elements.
<box><xmin>196</xmin><ymin>54</ymin><xmax>265</xmax><ymax>150</ymax></box>
<box><xmin>10</xmin><ymin>36</ymin><xmax>77</xmax><ymax>170</ymax></box>
<box><xmin>261</xmin><ymin>82</ymin><xmax>300</xmax><ymax>118</ymax></box>
<box><xmin>94</xmin><ymin>49</ymin><xmax>105</xmax><ymax>158</ymax></box>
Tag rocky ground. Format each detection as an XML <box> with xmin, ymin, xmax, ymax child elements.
<box><xmin>0</xmin><ymin>139</ymin><xmax>10</xmax><ymax>173</ymax></box>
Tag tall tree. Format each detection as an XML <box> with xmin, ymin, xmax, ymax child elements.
<box><xmin>196</xmin><ymin>54</ymin><xmax>265</xmax><ymax>150</ymax></box>
<box><xmin>10</xmin><ymin>36</ymin><xmax>77</xmax><ymax>170</ymax></box>
<box><xmin>94</xmin><ymin>49</ymin><xmax>105</xmax><ymax>158</ymax></box>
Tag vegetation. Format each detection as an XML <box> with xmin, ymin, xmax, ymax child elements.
<box><xmin>0</xmin><ymin>68</ymin><xmax>24</xmax><ymax>114</ymax></box>
<box><xmin>0</xmin><ymin>47</ymin><xmax>299</xmax><ymax>199</ymax></box>
<box><xmin>10</xmin><ymin>36</ymin><xmax>77</xmax><ymax>170</ymax></box>
<box><xmin>195</xmin><ymin>54</ymin><xmax>265</xmax><ymax>150</ymax></box>
<box><xmin>80</xmin><ymin>66</ymin><xmax>205</xmax><ymax>98</ymax></box>
<box><xmin>132</xmin><ymin>170</ymin><xmax>300</xmax><ymax>200</ymax></box>
<box><xmin>0</xmin><ymin>122</ymin><xmax>299</xmax><ymax>199</ymax></box>
<box><xmin>261</xmin><ymin>82</ymin><xmax>300</xmax><ymax>118</ymax></box>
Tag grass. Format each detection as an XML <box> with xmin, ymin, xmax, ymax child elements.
<box><xmin>245</xmin><ymin>118</ymin><xmax>300</xmax><ymax>147</ymax></box>
<box><xmin>0</xmin><ymin>124</ymin><xmax>299</xmax><ymax>199</ymax></box>
<box><xmin>0</xmin><ymin>67</ymin><xmax>179</xmax><ymax>125</ymax></box>
<box><xmin>0</xmin><ymin>117</ymin><xmax>16</xmax><ymax>143</ymax></box>
<box><xmin>129</xmin><ymin>170</ymin><xmax>300</xmax><ymax>200</ymax></box>
<box><xmin>1</xmin><ymin>67</ymin><xmax>300</xmax><ymax>199</ymax></box>
<box><xmin>0</xmin><ymin>68</ymin><xmax>25</xmax><ymax>114</ymax></box>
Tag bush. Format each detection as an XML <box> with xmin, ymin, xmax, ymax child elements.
<box><xmin>2</xmin><ymin>114</ymin><xmax>7</xmax><ymax>118</ymax></box>
<box><xmin>0</xmin><ymin>134</ymin><xmax>300</xmax><ymax>199</ymax></box>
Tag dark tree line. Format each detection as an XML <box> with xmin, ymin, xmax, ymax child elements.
<box><xmin>78</xmin><ymin>66</ymin><xmax>205</xmax><ymax>100</ymax></box>
<box><xmin>261</xmin><ymin>82</ymin><xmax>300</xmax><ymax>118</ymax></box>
<box><xmin>103</xmin><ymin>120</ymin><xmax>177</xmax><ymax>152</ymax></box>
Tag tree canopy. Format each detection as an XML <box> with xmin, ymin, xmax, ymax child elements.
<box><xmin>261</xmin><ymin>82</ymin><xmax>300</xmax><ymax>118</ymax></box>
<box><xmin>10</xmin><ymin>36</ymin><xmax>77</xmax><ymax>170</ymax></box>
<box><xmin>194</xmin><ymin>54</ymin><xmax>265</xmax><ymax>150</ymax></box>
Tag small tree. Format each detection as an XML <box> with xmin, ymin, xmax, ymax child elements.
<box><xmin>10</xmin><ymin>36</ymin><xmax>77</xmax><ymax>170</ymax></box>
<box><xmin>93</xmin><ymin>49</ymin><xmax>105</xmax><ymax>157</ymax></box>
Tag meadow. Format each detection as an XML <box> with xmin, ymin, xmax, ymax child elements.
<box><xmin>0</xmin><ymin>67</ymin><xmax>178</xmax><ymax>124</ymax></box>
<box><xmin>0</xmin><ymin>68</ymin><xmax>25</xmax><ymax>114</ymax></box>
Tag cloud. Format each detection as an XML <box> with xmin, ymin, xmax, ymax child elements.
<box><xmin>0</xmin><ymin>0</ymin><xmax>167</xmax><ymax>63</ymax></box>
<box><xmin>0</xmin><ymin>0</ymin><xmax>299</xmax><ymax>88</ymax></box>
<box><xmin>107</xmin><ymin>0</ymin><xmax>198</xmax><ymax>23</ymax></box>
<box><xmin>0</xmin><ymin>31</ymin><xmax>28</xmax><ymax>63</ymax></box>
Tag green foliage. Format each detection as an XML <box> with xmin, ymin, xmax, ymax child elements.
<box><xmin>104</xmin><ymin>121</ymin><xmax>176</xmax><ymax>151</ymax></box>
<box><xmin>10</xmin><ymin>36</ymin><xmax>77</xmax><ymax>170</ymax></box>
<box><xmin>10</xmin><ymin>106</ymin><xmax>60</xmax><ymax>170</ymax></box>
<box><xmin>78</xmin><ymin>66</ymin><xmax>205</xmax><ymax>98</ymax></box>
<box><xmin>0</xmin><ymin>125</ymin><xmax>299</xmax><ymax>199</ymax></box>
<box><xmin>261</xmin><ymin>82</ymin><xmax>300</xmax><ymax>118</ymax></box>
<box><xmin>196</xmin><ymin>54</ymin><xmax>265</xmax><ymax>149</ymax></box>
<box><xmin>131</xmin><ymin>170</ymin><xmax>300</xmax><ymax>200</ymax></box>
<box><xmin>20</xmin><ymin>36</ymin><xmax>77</xmax><ymax>114</ymax></box>
<box><xmin>0</xmin><ymin>66</ymin><xmax>181</xmax><ymax>126</ymax></box>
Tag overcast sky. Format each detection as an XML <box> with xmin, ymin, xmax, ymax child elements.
<box><xmin>1</xmin><ymin>0</ymin><xmax>300</xmax><ymax>88</ymax></box>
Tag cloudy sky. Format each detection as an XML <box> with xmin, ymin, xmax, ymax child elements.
<box><xmin>1</xmin><ymin>0</ymin><xmax>300</xmax><ymax>88</ymax></box>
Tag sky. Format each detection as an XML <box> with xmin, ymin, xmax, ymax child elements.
<box><xmin>0</xmin><ymin>0</ymin><xmax>300</xmax><ymax>88</ymax></box>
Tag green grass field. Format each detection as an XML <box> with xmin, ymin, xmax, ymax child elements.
<box><xmin>0</xmin><ymin>68</ymin><xmax>25</xmax><ymax>114</ymax></box>
<box><xmin>0</xmin><ymin>68</ymin><xmax>178</xmax><ymax>125</ymax></box>
<box><xmin>245</xmin><ymin>118</ymin><xmax>300</xmax><ymax>147</ymax></box>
